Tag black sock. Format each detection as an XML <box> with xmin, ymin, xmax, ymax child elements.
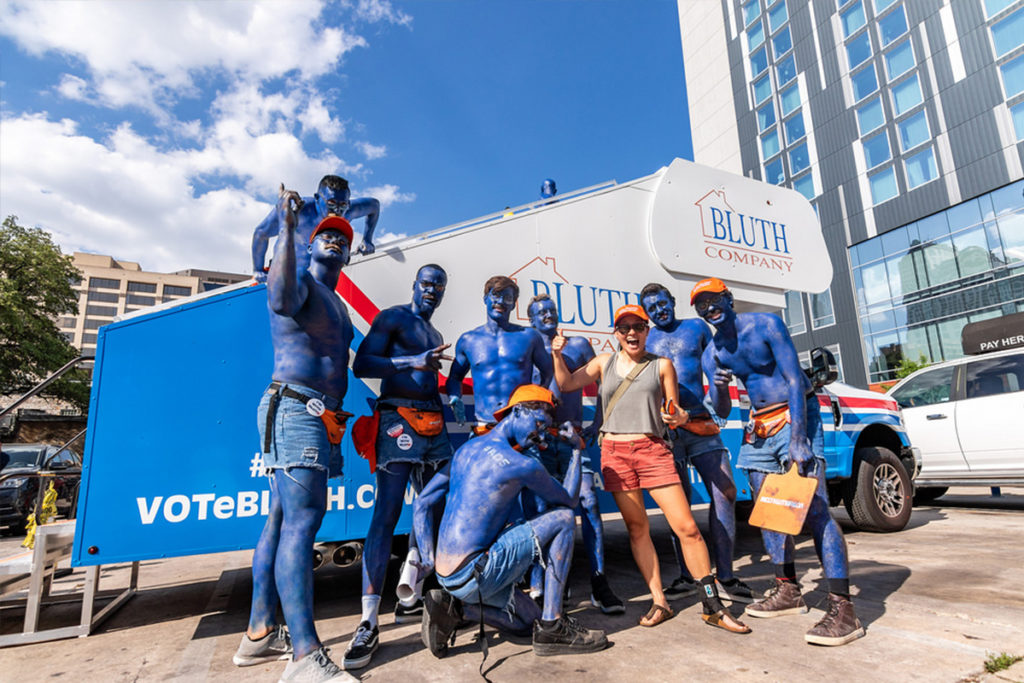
<box><xmin>774</xmin><ymin>562</ymin><xmax>797</xmax><ymax>582</ymax></box>
<box><xmin>540</xmin><ymin>618</ymin><xmax>559</xmax><ymax>628</ymax></box>
<box><xmin>828</xmin><ymin>579</ymin><xmax>851</xmax><ymax>600</ymax></box>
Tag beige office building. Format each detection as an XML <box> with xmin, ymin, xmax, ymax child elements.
<box><xmin>59</xmin><ymin>253</ymin><xmax>248</xmax><ymax>355</ymax></box>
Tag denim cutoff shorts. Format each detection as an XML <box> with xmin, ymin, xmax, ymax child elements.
<box><xmin>737</xmin><ymin>394</ymin><xmax>824</xmax><ymax>475</ymax></box>
<box><xmin>257</xmin><ymin>383</ymin><xmax>343</xmax><ymax>477</ymax></box>
<box><xmin>375</xmin><ymin>401</ymin><xmax>452</xmax><ymax>473</ymax></box>
<box><xmin>438</xmin><ymin>522</ymin><xmax>539</xmax><ymax>610</ymax></box>
<box><xmin>669</xmin><ymin>425</ymin><xmax>728</xmax><ymax>465</ymax></box>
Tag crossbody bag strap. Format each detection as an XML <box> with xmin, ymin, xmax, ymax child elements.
<box><xmin>602</xmin><ymin>353</ymin><xmax>658</xmax><ymax>425</ymax></box>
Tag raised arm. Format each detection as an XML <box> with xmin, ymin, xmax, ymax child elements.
<box><xmin>266</xmin><ymin>191</ymin><xmax>308</xmax><ymax>316</ymax></box>
<box><xmin>702</xmin><ymin>345</ymin><xmax>733</xmax><ymax>419</ymax></box>
<box><xmin>251</xmin><ymin>205</ymin><xmax>280</xmax><ymax>283</ymax></box>
<box><xmin>552</xmin><ymin>330</ymin><xmax>604</xmax><ymax>393</ymax></box>
<box><xmin>346</xmin><ymin>197</ymin><xmax>381</xmax><ymax>256</ymax></box>
<box><xmin>412</xmin><ymin>463</ymin><xmax>451</xmax><ymax>574</ymax></box>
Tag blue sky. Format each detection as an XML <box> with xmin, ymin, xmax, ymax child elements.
<box><xmin>0</xmin><ymin>0</ymin><xmax>691</xmax><ymax>274</ymax></box>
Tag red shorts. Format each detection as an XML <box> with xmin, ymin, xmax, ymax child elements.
<box><xmin>600</xmin><ymin>437</ymin><xmax>680</xmax><ymax>492</ymax></box>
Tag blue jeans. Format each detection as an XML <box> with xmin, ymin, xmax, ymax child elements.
<box><xmin>669</xmin><ymin>425</ymin><xmax>727</xmax><ymax>464</ymax></box>
<box><xmin>738</xmin><ymin>395</ymin><xmax>824</xmax><ymax>475</ymax></box>
<box><xmin>257</xmin><ymin>383</ymin><xmax>343</xmax><ymax>477</ymax></box>
<box><xmin>375</xmin><ymin>403</ymin><xmax>452</xmax><ymax>473</ymax></box>
<box><xmin>439</xmin><ymin>522</ymin><xmax>539</xmax><ymax>609</ymax></box>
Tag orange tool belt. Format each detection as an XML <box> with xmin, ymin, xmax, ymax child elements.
<box><xmin>395</xmin><ymin>406</ymin><xmax>445</xmax><ymax>436</ymax></box>
<box><xmin>745</xmin><ymin>402</ymin><xmax>790</xmax><ymax>443</ymax></box>
<box><xmin>472</xmin><ymin>423</ymin><xmax>496</xmax><ymax>436</ymax></box>
<box><xmin>681</xmin><ymin>415</ymin><xmax>721</xmax><ymax>437</ymax></box>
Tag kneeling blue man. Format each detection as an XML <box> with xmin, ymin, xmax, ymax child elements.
<box><xmin>413</xmin><ymin>385</ymin><xmax>609</xmax><ymax>659</ymax></box>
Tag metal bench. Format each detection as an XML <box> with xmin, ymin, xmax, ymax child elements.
<box><xmin>0</xmin><ymin>521</ymin><xmax>137</xmax><ymax>647</ymax></box>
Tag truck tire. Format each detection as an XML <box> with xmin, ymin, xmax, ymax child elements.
<box><xmin>912</xmin><ymin>486</ymin><xmax>948</xmax><ymax>506</ymax></box>
<box><xmin>844</xmin><ymin>446</ymin><xmax>912</xmax><ymax>532</ymax></box>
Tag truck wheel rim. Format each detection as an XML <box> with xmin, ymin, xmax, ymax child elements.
<box><xmin>873</xmin><ymin>463</ymin><xmax>904</xmax><ymax>517</ymax></box>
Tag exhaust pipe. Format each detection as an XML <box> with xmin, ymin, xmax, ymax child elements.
<box><xmin>332</xmin><ymin>541</ymin><xmax>364</xmax><ymax>568</ymax></box>
<box><xmin>313</xmin><ymin>543</ymin><xmax>332</xmax><ymax>570</ymax></box>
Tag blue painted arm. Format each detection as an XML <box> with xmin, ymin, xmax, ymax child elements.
<box><xmin>532</xmin><ymin>331</ymin><xmax>554</xmax><ymax>388</ymax></box>
<box><xmin>266</xmin><ymin>192</ymin><xmax>307</xmax><ymax>316</ymax></box>
<box><xmin>702</xmin><ymin>346</ymin><xmax>732</xmax><ymax>419</ymax></box>
<box><xmin>445</xmin><ymin>338</ymin><xmax>470</xmax><ymax>424</ymax></box>
<box><xmin>765</xmin><ymin>315</ymin><xmax>814</xmax><ymax>470</ymax></box>
<box><xmin>412</xmin><ymin>463</ymin><xmax>451</xmax><ymax>573</ymax></box>
<box><xmin>251</xmin><ymin>206</ymin><xmax>280</xmax><ymax>283</ymax></box>
<box><xmin>346</xmin><ymin>197</ymin><xmax>380</xmax><ymax>255</ymax></box>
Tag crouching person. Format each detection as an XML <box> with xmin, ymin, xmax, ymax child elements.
<box><xmin>412</xmin><ymin>385</ymin><xmax>608</xmax><ymax>658</ymax></box>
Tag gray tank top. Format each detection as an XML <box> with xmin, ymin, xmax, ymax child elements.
<box><xmin>599</xmin><ymin>353</ymin><xmax>665</xmax><ymax>437</ymax></box>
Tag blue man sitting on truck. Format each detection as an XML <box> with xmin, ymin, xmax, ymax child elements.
<box><xmin>695</xmin><ymin>277</ymin><xmax>865</xmax><ymax>647</ymax></box>
<box><xmin>640</xmin><ymin>282</ymin><xmax>753</xmax><ymax>605</ymax></box>
<box><xmin>346</xmin><ymin>264</ymin><xmax>454</xmax><ymax>670</ymax></box>
<box><xmin>234</xmin><ymin>190</ymin><xmax>358</xmax><ymax>681</ymax></box>
<box><xmin>413</xmin><ymin>385</ymin><xmax>608</xmax><ymax>658</ymax></box>
<box><xmin>251</xmin><ymin>175</ymin><xmax>381</xmax><ymax>281</ymax></box>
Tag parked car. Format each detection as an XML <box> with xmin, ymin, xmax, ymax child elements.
<box><xmin>886</xmin><ymin>347</ymin><xmax>1024</xmax><ymax>503</ymax></box>
<box><xmin>0</xmin><ymin>443</ymin><xmax>82</xmax><ymax>534</ymax></box>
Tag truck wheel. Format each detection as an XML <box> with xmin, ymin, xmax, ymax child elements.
<box><xmin>912</xmin><ymin>486</ymin><xmax>948</xmax><ymax>506</ymax></box>
<box><xmin>844</xmin><ymin>447</ymin><xmax>912</xmax><ymax>532</ymax></box>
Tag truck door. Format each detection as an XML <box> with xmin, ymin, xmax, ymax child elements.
<box><xmin>956</xmin><ymin>352</ymin><xmax>1024</xmax><ymax>475</ymax></box>
<box><xmin>890</xmin><ymin>365</ymin><xmax>967</xmax><ymax>476</ymax></box>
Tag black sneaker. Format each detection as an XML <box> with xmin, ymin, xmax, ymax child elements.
<box><xmin>394</xmin><ymin>599</ymin><xmax>424</xmax><ymax>624</ymax></box>
<box><xmin>589</xmin><ymin>573</ymin><xmax>625</xmax><ymax>615</ymax></box>
<box><xmin>664</xmin><ymin>575</ymin><xmax>699</xmax><ymax>600</ymax></box>
<box><xmin>533</xmin><ymin>615</ymin><xmax>608</xmax><ymax>656</ymax></box>
<box><xmin>342</xmin><ymin>620</ymin><xmax>379</xmax><ymax>670</ymax></box>
<box><xmin>718</xmin><ymin>577</ymin><xmax>754</xmax><ymax>604</ymax></box>
<box><xmin>421</xmin><ymin>589</ymin><xmax>462</xmax><ymax>658</ymax></box>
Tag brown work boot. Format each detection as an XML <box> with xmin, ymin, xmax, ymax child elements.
<box><xmin>805</xmin><ymin>594</ymin><xmax>865</xmax><ymax>646</ymax></box>
<box><xmin>744</xmin><ymin>579</ymin><xmax>808</xmax><ymax>618</ymax></box>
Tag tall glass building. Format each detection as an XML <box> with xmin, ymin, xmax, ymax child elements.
<box><xmin>679</xmin><ymin>0</ymin><xmax>1024</xmax><ymax>387</ymax></box>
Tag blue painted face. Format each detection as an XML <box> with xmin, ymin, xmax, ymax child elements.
<box><xmin>695</xmin><ymin>291</ymin><xmax>733</xmax><ymax>326</ymax></box>
<box><xmin>509</xmin><ymin>403</ymin><xmax>553</xmax><ymax>451</ymax></box>
<box><xmin>541</xmin><ymin>179</ymin><xmax>557</xmax><ymax>198</ymax></box>
<box><xmin>314</xmin><ymin>183</ymin><xmax>351</xmax><ymax>217</ymax></box>
<box><xmin>413</xmin><ymin>266</ymin><xmax>447</xmax><ymax>313</ymax></box>
<box><xmin>528</xmin><ymin>299</ymin><xmax>559</xmax><ymax>335</ymax></box>
<box><xmin>641</xmin><ymin>290</ymin><xmax>676</xmax><ymax>329</ymax></box>
<box><xmin>485</xmin><ymin>287</ymin><xmax>516</xmax><ymax>322</ymax></box>
<box><xmin>309</xmin><ymin>229</ymin><xmax>351</xmax><ymax>266</ymax></box>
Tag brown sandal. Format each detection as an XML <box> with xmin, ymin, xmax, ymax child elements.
<box><xmin>702</xmin><ymin>608</ymin><xmax>752</xmax><ymax>634</ymax></box>
<box><xmin>639</xmin><ymin>603</ymin><xmax>674</xmax><ymax>627</ymax></box>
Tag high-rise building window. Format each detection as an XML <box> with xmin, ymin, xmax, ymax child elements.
<box><xmin>999</xmin><ymin>53</ymin><xmax>1024</xmax><ymax>98</ymax></box>
<box><xmin>897</xmin><ymin>109</ymin><xmax>930</xmax><ymax>151</ymax></box>
<box><xmin>851</xmin><ymin>64</ymin><xmax>879</xmax><ymax>100</ymax></box>
<box><xmin>793</xmin><ymin>173</ymin><xmax>815</xmax><ymax>199</ymax></box>
<box><xmin>748</xmin><ymin>20</ymin><xmax>766</xmax><ymax>50</ymax></box>
<box><xmin>847</xmin><ymin>31</ymin><xmax>873</xmax><ymax>69</ymax></box>
<box><xmin>856</xmin><ymin>96</ymin><xmax>885</xmax><ymax>134</ymax></box>
<box><xmin>58</xmin><ymin>316</ymin><xmax>77</xmax><ymax>328</ymax></box>
<box><xmin>767</xmin><ymin>0</ymin><xmax>787</xmax><ymax>32</ymax></box>
<box><xmin>751</xmin><ymin>46</ymin><xmax>769</xmax><ymax>75</ymax></box>
<box><xmin>905</xmin><ymin>147</ymin><xmax>938</xmax><ymax>189</ymax></box>
<box><xmin>87</xmin><ymin>290</ymin><xmax>119</xmax><ymax>303</ymax></box>
<box><xmin>789</xmin><ymin>142</ymin><xmax>810</xmax><ymax>173</ymax></box>
<box><xmin>765</xmin><ymin>157</ymin><xmax>786</xmax><ymax>184</ymax></box>
<box><xmin>869</xmin><ymin>166</ymin><xmax>898</xmax><ymax>204</ymax></box>
<box><xmin>1011</xmin><ymin>101</ymin><xmax>1024</xmax><ymax>141</ymax></box>
<box><xmin>85</xmin><ymin>305</ymin><xmax>117</xmax><ymax>317</ymax></box>
<box><xmin>772</xmin><ymin>26</ymin><xmax>792</xmax><ymax>57</ymax></box>
<box><xmin>841</xmin><ymin>1</ymin><xmax>866</xmax><ymax>38</ymax></box>
<box><xmin>863</xmin><ymin>131</ymin><xmax>892</xmax><ymax>168</ymax></box>
<box><xmin>780</xmin><ymin>82</ymin><xmax>801</xmax><ymax>114</ymax></box>
<box><xmin>984</xmin><ymin>0</ymin><xmax>1016</xmax><ymax>19</ymax></box>
<box><xmin>782</xmin><ymin>290</ymin><xmax>806</xmax><ymax>334</ymax></box>
<box><xmin>754</xmin><ymin>74</ymin><xmax>773</xmax><ymax>104</ymax></box>
<box><xmin>164</xmin><ymin>285</ymin><xmax>192</xmax><ymax>297</ymax></box>
<box><xmin>989</xmin><ymin>6</ymin><xmax>1024</xmax><ymax>57</ymax></box>
<box><xmin>891</xmin><ymin>73</ymin><xmax>923</xmax><ymax>114</ymax></box>
<box><xmin>82</xmin><ymin>333</ymin><xmax>98</xmax><ymax>345</ymax></box>
<box><xmin>777</xmin><ymin>54</ymin><xmax>797</xmax><ymax>86</ymax></box>
<box><xmin>877</xmin><ymin>5</ymin><xmax>908</xmax><ymax>47</ymax></box>
<box><xmin>126</xmin><ymin>294</ymin><xmax>155</xmax><ymax>306</ymax></box>
<box><xmin>84</xmin><ymin>319</ymin><xmax>105</xmax><ymax>330</ymax></box>
<box><xmin>757</xmin><ymin>101</ymin><xmax>777</xmax><ymax>131</ymax></box>
<box><xmin>127</xmin><ymin>281</ymin><xmax>157</xmax><ymax>294</ymax></box>
<box><xmin>784</xmin><ymin>112</ymin><xmax>806</xmax><ymax>143</ymax></box>
<box><xmin>762</xmin><ymin>130</ymin><xmax>781</xmax><ymax>158</ymax></box>
<box><xmin>884</xmin><ymin>39</ymin><xmax>915</xmax><ymax>80</ymax></box>
<box><xmin>873</xmin><ymin>0</ymin><xmax>897</xmax><ymax>12</ymax></box>
<box><xmin>89</xmin><ymin>277</ymin><xmax>119</xmax><ymax>290</ymax></box>
<box><xmin>811</xmin><ymin>288</ymin><xmax>836</xmax><ymax>328</ymax></box>
<box><xmin>743</xmin><ymin>0</ymin><xmax>761</xmax><ymax>26</ymax></box>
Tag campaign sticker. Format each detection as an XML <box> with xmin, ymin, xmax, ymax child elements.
<box><xmin>306</xmin><ymin>398</ymin><xmax>326</xmax><ymax>417</ymax></box>
<box><xmin>396</xmin><ymin>434</ymin><xmax>413</xmax><ymax>451</ymax></box>
<box><xmin>387</xmin><ymin>424</ymin><xmax>404</xmax><ymax>438</ymax></box>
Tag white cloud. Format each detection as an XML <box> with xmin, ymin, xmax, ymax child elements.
<box><xmin>360</xmin><ymin>184</ymin><xmax>416</xmax><ymax>207</ymax></box>
<box><xmin>351</xmin><ymin>0</ymin><xmax>412</xmax><ymax>27</ymax></box>
<box><xmin>356</xmin><ymin>141</ymin><xmax>387</xmax><ymax>160</ymax></box>
<box><xmin>55</xmin><ymin>74</ymin><xmax>89</xmax><ymax>101</ymax></box>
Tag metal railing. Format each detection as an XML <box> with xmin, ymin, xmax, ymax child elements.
<box><xmin>0</xmin><ymin>356</ymin><xmax>94</xmax><ymax>421</ymax></box>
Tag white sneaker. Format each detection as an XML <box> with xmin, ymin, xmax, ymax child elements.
<box><xmin>278</xmin><ymin>646</ymin><xmax>357</xmax><ymax>682</ymax></box>
<box><xmin>233</xmin><ymin>624</ymin><xmax>292</xmax><ymax>666</ymax></box>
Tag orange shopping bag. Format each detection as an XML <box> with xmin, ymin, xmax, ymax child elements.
<box><xmin>748</xmin><ymin>465</ymin><xmax>818</xmax><ymax>535</ymax></box>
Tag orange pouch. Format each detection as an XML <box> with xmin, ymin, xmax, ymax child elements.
<box><xmin>472</xmin><ymin>424</ymin><xmax>494</xmax><ymax>436</ymax></box>
<box><xmin>682</xmin><ymin>417</ymin><xmax>721</xmax><ymax>437</ymax></box>
<box><xmin>319</xmin><ymin>409</ymin><xmax>352</xmax><ymax>446</ymax></box>
<box><xmin>745</xmin><ymin>403</ymin><xmax>790</xmax><ymax>443</ymax></box>
<box><xmin>396</xmin><ymin>406</ymin><xmax>445</xmax><ymax>436</ymax></box>
<box><xmin>351</xmin><ymin>412</ymin><xmax>380</xmax><ymax>472</ymax></box>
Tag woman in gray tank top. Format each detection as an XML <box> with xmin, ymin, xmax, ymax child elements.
<box><xmin>552</xmin><ymin>304</ymin><xmax>750</xmax><ymax>634</ymax></box>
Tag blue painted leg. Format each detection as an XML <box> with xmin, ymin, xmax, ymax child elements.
<box><xmin>247</xmin><ymin>481</ymin><xmax>283</xmax><ymax>637</ymax></box>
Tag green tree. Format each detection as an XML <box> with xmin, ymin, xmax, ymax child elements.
<box><xmin>895</xmin><ymin>354</ymin><xmax>930</xmax><ymax>380</ymax></box>
<box><xmin>0</xmin><ymin>215</ymin><xmax>90</xmax><ymax>411</ymax></box>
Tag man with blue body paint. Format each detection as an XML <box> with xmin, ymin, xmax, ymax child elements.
<box><xmin>523</xmin><ymin>294</ymin><xmax>623</xmax><ymax>614</ymax></box>
<box><xmin>640</xmin><ymin>283</ymin><xmax>753</xmax><ymax>605</ymax></box>
<box><xmin>694</xmin><ymin>277</ymin><xmax>865</xmax><ymax>647</ymax></box>
<box><xmin>235</xmin><ymin>191</ymin><xmax>357</xmax><ymax>681</ymax></box>
<box><xmin>413</xmin><ymin>385</ymin><xmax>608</xmax><ymax>657</ymax></box>
<box><xmin>251</xmin><ymin>175</ymin><xmax>380</xmax><ymax>282</ymax></box>
<box><xmin>445</xmin><ymin>275</ymin><xmax>553</xmax><ymax>432</ymax></box>
<box><xmin>346</xmin><ymin>264</ymin><xmax>453</xmax><ymax>669</ymax></box>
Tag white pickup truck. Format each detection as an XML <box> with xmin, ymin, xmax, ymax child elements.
<box><xmin>886</xmin><ymin>346</ymin><xmax>1024</xmax><ymax>502</ymax></box>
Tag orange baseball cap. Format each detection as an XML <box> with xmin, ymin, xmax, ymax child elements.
<box><xmin>310</xmin><ymin>215</ymin><xmax>353</xmax><ymax>244</ymax></box>
<box><xmin>613</xmin><ymin>304</ymin><xmax>649</xmax><ymax>326</ymax></box>
<box><xmin>493</xmin><ymin>384</ymin><xmax>556</xmax><ymax>421</ymax></box>
<box><xmin>690</xmin><ymin>277</ymin><xmax>730</xmax><ymax>305</ymax></box>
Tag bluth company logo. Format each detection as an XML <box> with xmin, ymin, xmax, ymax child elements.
<box><xmin>695</xmin><ymin>189</ymin><xmax>794</xmax><ymax>273</ymax></box>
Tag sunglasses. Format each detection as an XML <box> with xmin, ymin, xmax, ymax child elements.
<box><xmin>695</xmin><ymin>293</ymin><xmax>726</xmax><ymax>314</ymax></box>
<box><xmin>614</xmin><ymin>322</ymin><xmax>648</xmax><ymax>334</ymax></box>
